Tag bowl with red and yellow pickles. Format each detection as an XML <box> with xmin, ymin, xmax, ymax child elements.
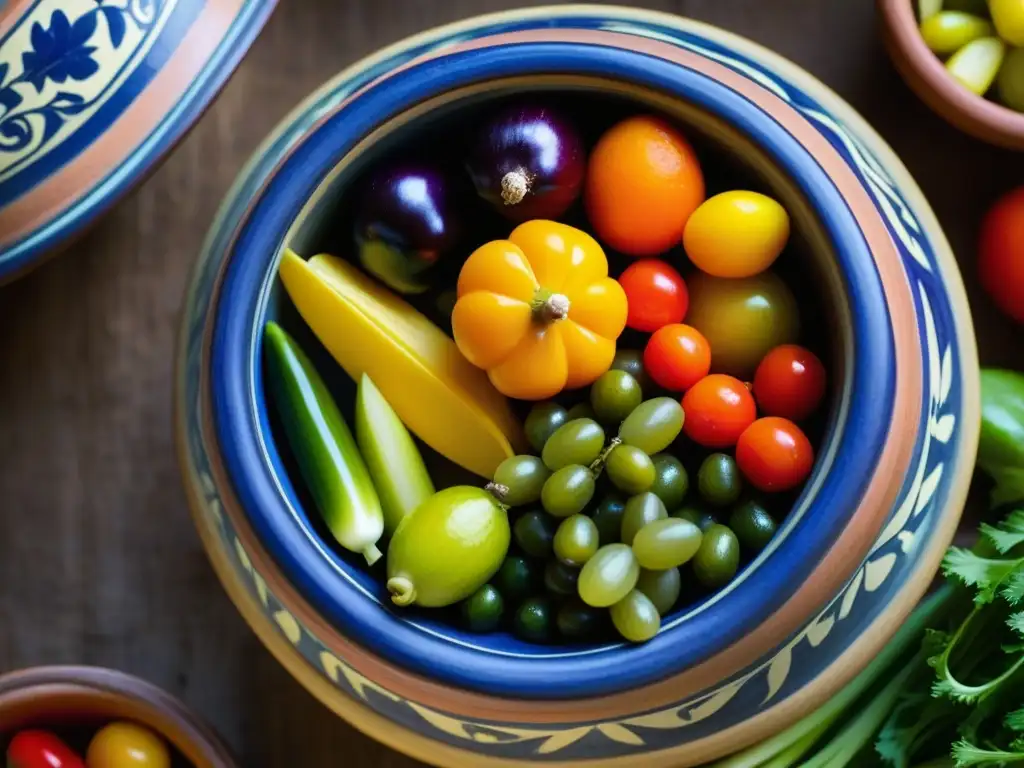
<box><xmin>175</xmin><ymin>6</ymin><xmax>980</xmax><ymax>766</ymax></box>
<box><xmin>0</xmin><ymin>667</ymin><xmax>237</xmax><ymax>768</ymax></box>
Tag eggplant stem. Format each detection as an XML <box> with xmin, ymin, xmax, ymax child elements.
<box><xmin>387</xmin><ymin>577</ymin><xmax>416</xmax><ymax>607</ymax></box>
<box><xmin>500</xmin><ymin>169</ymin><xmax>531</xmax><ymax>205</ymax></box>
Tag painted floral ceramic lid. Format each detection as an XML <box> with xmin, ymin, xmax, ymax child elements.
<box><xmin>0</xmin><ymin>0</ymin><xmax>277</xmax><ymax>283</ymax></box>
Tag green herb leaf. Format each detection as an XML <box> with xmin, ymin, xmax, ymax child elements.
<box><xmin>1002</xmin><ymin>571</ymin><xmax>1024</xmax><ymax>605</ymax></box>
<box><xmin>942</xmin><ymin>548</ymin><xmax>1024</xmax><ymax>605</ymax></box>
<box><xmin>1007</xmin><ymin>611</ymin><xmax>1024</xmax><ymax>637</ymax></box>
<box><xmin>989</xmin><ymin>468</ymin><xmax>1024</xmax><ymax>509</ymax></box>
<box><xmin>951</xmin><ymin>739</ymin><xmax>1024</xmax><ymax>766</ymax></box>
<box><xmin>1005</xmin><ymin>706</ymin><xmax>1024</xmax><ymax>732</ymax></box>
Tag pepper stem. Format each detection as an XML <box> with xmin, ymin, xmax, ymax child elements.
<box><xmin>362</xmin><ymin>543</ymin><xmax>383</xmax><ymax>567</ymax></box>
<box><xmin>531</xmin><ymin>290</ymin><xmax>571</xmax><ymax>323</ymax></box>
<box><xmin>387</xmin><ymin>576</ymin><xmax>416</xmax><ymax>607</ymax></box>
<box><xmin>500</xmin><ymin>169</ymin><xmax>531</xmax><ymax>205</ymax></box>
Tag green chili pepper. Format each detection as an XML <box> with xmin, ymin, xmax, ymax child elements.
<box><xmin>979</xmin><ymin>368</ymin><xmax>1024</xmax><ymax>507</ymax></box>
<box><xmin>264</xmin><ymin>322</ymin><xmax>384</xmax><ymax>564</ymax></box>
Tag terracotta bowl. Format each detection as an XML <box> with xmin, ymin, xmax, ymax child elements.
<box><xmin>0</xmin><ymin>666</ymin><xmax>237</xmax><ymax>767</ymax></box>
<box><xmin>0</xmin><ymin>0</ymin><xmax>277</xmax><ymax>284</ymax></box>
<box><xmin>878</xmin><ymin>0</ymin><xmax>1024</xmax><ymax>149</ymax></box>
<box><xmin>176</xmin><ymin>5</ymin><xmax>980</xmax><ymax>766</ymax></box>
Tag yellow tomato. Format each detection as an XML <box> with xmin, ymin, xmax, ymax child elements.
<box><xmin>991</xmin><ymin>0</ymin><xmax>1024</xmax><ymax>46</ymax></box>
<box><xmin>685</xmin><ymin>270</ymin><xmax>800</xmax><ymax>378</ymax></box>
<box><xmin>87</xmin><ymin>722</ymin><xmax>170</xmax><ymax>768</ymax></box>
<box><xmin>682</xmin><ymin>191</ymin><xmax>790</xmax><ymax>278</ymax></box>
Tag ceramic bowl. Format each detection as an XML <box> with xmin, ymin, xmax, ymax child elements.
<box><xmin>0</xmin><ymin>0</ymin><xmax>277</xmax><ymax>284</ymax></box>
<box><xmin>878</xmin><ymin>0</ymin><xmax>1024</xmax><ymax>149</ymax></box>
<box><xmin>0</xmin><ymin>666</ymin><xmax>237</xmax><ymax>767</ymax></box>
<box><xmin>176</xmin><ymin>6</ymin><xmax>980</xmax><ymax>766</ymax></box>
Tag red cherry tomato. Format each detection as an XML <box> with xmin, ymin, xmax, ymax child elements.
<box><xmin>736</xmin><ymin>417</ymin><xmax>814</xmax><ymax>492</ymax></box>
<box><xmin>7</xmin><ymin>730</ymin><xmax>85</xmax><ymax>768</ymax></box>
<box><xmin>644</xmin><ymin>324</ymin><xmax>711</xmax><ymax>391</ymax></box>
<box><xmin>681</xmin><ymin>374</ymin><xmax>757</xmax><ymax>448</ymax></box>
<box><xmin>978</xmin><ymin>186</ymin><xmax>1024</xmax><ymax>323</ymax></box>
<box><xmin>753</xmin><ymin>344</ymin><xmax>827</xmax><ymax>422</ymax></box>
<box><xmin>618</xmin><ymin>260</ymin><xmax>689</xmax><ymax>332</ymax></box>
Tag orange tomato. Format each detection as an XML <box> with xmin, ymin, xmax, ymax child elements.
<box><xmin>735</xmin><ymin>417</ymin><xmax>814</xmax><ymax>492</ymax></box>
<box><xmin>753</xmin><ymin>344</ymin><xmax>827</xmax><ymax>422</ymax></box>
<box><xmin>682</xmin><ymin>374</ymin><xmax>757</xmax><ymax>448</ymax></box>
<box><xmin>584</xmin><ymin>115</ymin><xmax>705</xmax><ymax>257</ymax></box>
<box><xmin>643</xmin><ymin>324</ymin><xmax>711</xmax><ymax>392</ymax></box>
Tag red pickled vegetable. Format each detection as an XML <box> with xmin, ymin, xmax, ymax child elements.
<box><xmin>7</xmin><ymin>730</ymin><xmax>85</xmax><ymax>768</ymax></box>
<box><xmin>466</xmin><ymin>104</ymin><xmax>585</xmax><ymax>221</ymax></box>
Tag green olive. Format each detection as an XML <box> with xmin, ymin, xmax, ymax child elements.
<box><xmin>692</xmin><ymin>524</ymin><xmax>741</xmax><ymax>589</ymax></box>
<box><xmin>492</xmin><ymin>455</ymin><xmax>550</xmax><ymax>507</ymax></box>
<box><xmin>544</xmin><ymin>560</ymin><xmax>580</xmax><ymax>597</ymax></box>
<box><xmin>698</xmin><ymin>453</ymin><xmax>743</xmax><ymax>507</ymax></box>
<box><xmin>514</xmin><ymin>597</ymin><xmax>553</xmax><ymax>642</ymax></box>
<box><xmin>673</xmin><ymin>504</ymin><xmax>717</xmax><ymax>532</ymax></box>
<box><xmin>729</xmin><ymin>500</ymin><xmax>778</xmax><ymax>553</ymax></box>
<box><xmin>620</xmin><ymin>492</ymin><xmax>667</xmax><ymax>546</ymax></box>
<box><xmin>554</xmin><ymin>514</ymin><xmax>600</xmax><ymax>566</ymax></box>
<box><xmin>635</xmin><ymin>568</ymin><xmax>681</xmax><ymax>614</ymax></box>
<box><xmin>578</xmin><ymin>543</ymin><xmax>640</xmax><ymax>608</ymax></box>
<box><xmin>566</xmin><ymin>402</ymin><xmax>597</xmax><ymax>421</ymax></box>
<box><xmin>513</xmin><ymin>510</ymin><xmax>558</xmax><ymax>559</ymax></box>
<box><xmin>649</xmin><ymin>453</ymin><xmax>689</xmax><ymax>510</ymax></box>
<box><xmin>631</xmin><ymin>517</ymin><xmax>703</xmax><ymax>570</ymax></box>
<box><xmin>461</xmin><ymin>585</ymin><xmax>504</xmax><ymax>632</ymax></box>
<box><xmin>605</xmin><ymin>444</ymin><xmax>656</xmax><ymax>495</ymax></box>
<box><xmin>610</xmin><ymin>349</ymin><xmax>654</xmax><ymax>395</ymax></box>
<box><xmin>590</xmin><ymin>370</ymin><xmax>643</xmax><ymax>425</ymax></box>
<box><xmin>610</xmin><ymin>590</ymin><xmax>661</xmax><ymax>642</ymax></box>
<box><xmin>541</xmin><ymin>464</ymin><xmax>596</xmax><ymax>518</ymax></box>
<box><xmin>495</xmin><ymin>556</ymin><xmax>540</xmax><ymax>602</ymax></box>
<box><xmin>619</xmin><ymin>398</ymin><xmax>684</xmax><ymax>455</ymax></box>
<box><xmin>557</xmin><ymin>598</ymin><xmax>605</xmax><ymax>641</ymax></box>
<box><xmin>591</xmin><ymin>494</ymin><xmax>626</xmax><ymax>546</ymax></box>
<box><xmin>542</xmin><ymin>418</ymin><xmax>606</xmax><ymax>471</ymax></box>
<box><xmin>525</xmin><ymin>402</ymin><xmax>570</xmax><ymax>453</ymax></box>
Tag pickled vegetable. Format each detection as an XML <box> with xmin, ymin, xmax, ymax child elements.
<box><xmin>610</xmin><ymin>349</ymin><xmax>654</xmax><ymax>395</ymax></box>
<box><xmin>566</xmin><ymin>402</ymin><xmax>597</xmax><ymax>421</ymax></box>
<box><xmin>542</xmin><ymin>418</ymin><xmax>606</xmax><ymax>470</ymax></box>
<box><xmin>631</xmin><ymin>517</ymin><xmax>703</xmax><ymax>570</ymax></box>
<box><xmin>698</xmin><ymin>453</ymin><xmax>743</xmax><ymax>507</ymax></box>
<box><xmin>636</xmin><ymin>567</ymin><xmax>682</xmax><ymax>614</ymax></box>
<box><xmin>514</xmin><ymin>510</ymin><xmax>557</xmax><ymax>558</ymax></box>
<box><xmin>495</xmin><ymin>555</ymin><xmax>540</xmax><ymax>602</ymax></box>
<box><xmin>541</xmin><ymin>464</ymin><xmax>596</xmax><ymax>517</ymax></box>
<box><xmin>621</xmin><ymin>492</ymin><xmax>668</xmax><ymax>545</ymax></box>
<box><xmin>946</xmin><ymin>37</ymin><xmax>1006</xmax><ymax>95</ymax></box>
<box><xmin>605</xmin><ymin>444</ymin><xmax>656</xmax><ymax>495</ymax></box>
<box><xmin>619</xmin><ymin>398</ymin><xmax>685</xmax><ymax>455</ymax></box>
<box><xmin>592</xmin><ymin>494</ymin><xmax>627</xmax><ymax>546</ymax></box>
<box><xmin>492</xmin><ymin>455</ymin><xmax>550</xmax><ymax>506</ymax></box>
<box><xmin>578</xmin><ymin>543</ymin><xmax>641</xmax><ymax>607</ymax></box>
<box><xmin>998</xmin><ymin>45</ymin><xmax>1024</xmax><ymax>111</ymax></box>
<box><xmin>692</xmin><ymin>524</ymin><xmax>741</xmax><ymax>588</ymax></box>
<box><xmin>554</xmin><ymin>514</ymin><xmax>600</xmax><ymax>565</ymax></box>
<box><xmin>524</xmin><ymin>402</ymin><xmax>569</xmax><ymax>452</ymax></box>
<box><xmin>991</xmin><ymin>0</ymin><xmax>1024</xmax><ymax>45</ymax></box>
<box><xmin>610</xmin><ymin>590</ymin><xmax>661</xmax><ymax>642</ymax></box>
<box><xmin>590</xmin><ymin>370</ymin><xmax>643</xmax><ymax>425</ymax></box>
<box><xmin>674</xmin><ymin>504</ymin><xmax>717</xmax><ymax>532</ymax></box>
<box><xmin>920</xmin><ymin>11</ymin><xmax>994</xmax><ymax>55</ymax></box>
<box><xmin>461</xmin><ymin>585</ymin><xmax>504</xmax><ymax>632</ymax></box>
<box><xmin>557</xmin><ymin>598</ymin><xmax>605</xmax><ymax>640</ymax></box>
<box><xmin>729</xmin><ymin>499</ymin><xmax>778</xmax><ymax>553</ymax></box>
<box><xmin>515</xmin><ymin>597</ymin><xmax>553</xmax><ymax>642</ymax></box>
<box><xmin>650</xmin><ymin>453</ymin><xmax>689</xmax><ymax>510</ymax></box>
<box><xmin>544</xmin><ymin>560</ymin><xmax>580</xmax><ymax>596</ymax></box>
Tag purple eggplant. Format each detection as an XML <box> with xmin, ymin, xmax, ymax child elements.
<box><xmin>354</xmin><ymin>164</ymin><xmax>462</xmax><ymax>294</ymax></box>
<box><xmin>466</xmin><ymin>104</ymin><xmax>585</xmax><ymax>222</ymax></box>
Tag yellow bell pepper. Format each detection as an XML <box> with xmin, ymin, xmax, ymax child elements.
<box><xmin>452</xmin><ymin>220</ymin><xmax>628</xmax><ymax>400</ymax></box>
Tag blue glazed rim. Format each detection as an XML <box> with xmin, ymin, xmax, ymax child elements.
<box><xmin>0</xmin><ymin>0</ymin><xmax>278</xmax><ymax>283</ymax></box>
<box><xmin>209</xmin><ymin>42</ymin><xmax>896</xmax><ymax>700</ymax></box>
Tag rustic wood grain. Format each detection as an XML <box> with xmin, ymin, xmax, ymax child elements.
<box><xmin>0</xmin><ymin>1</ymin><xmax>1021</xmax><ymax>766</ymax></box>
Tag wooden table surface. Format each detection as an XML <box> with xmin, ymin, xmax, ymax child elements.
<box><xmin>1</xmin><ymin>1</ymin><xmax>1021</xmax><ymax>765</ymax></box>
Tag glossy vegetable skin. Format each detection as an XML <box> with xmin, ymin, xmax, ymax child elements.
<box><xmin>355</xmin><ymin>374</ymin><xmax>435</xmax><ymax>535</ymax></box>
<box><xmin>6</xmin><ymin>731</ymin><xmax>85</xmax><ymax>768</ymax></box>
<box><xmin>978</xmin><ymin>186</ymin><xmax>1024</xmax><ymax>324</ymax></box>
<box><xmin>355</xmin><ymin>164</ymin><xmax>461</xmax><ymax>294</ymax></box>
<box><xmin>278</xmin><ymin>249</ymin><xmax>522</xmax><ymax>478</ymax></box>
<box><xmin>644</xmin><ymin>324</ymin><xmax>712</xmax><ymax>392</ymax></box>
<box><xmin>619</xmin><ymin>398</ymin><xmax>685</xmax><ymax>455</ymax></box>
<box><xmin>610</xmin><ymin>589</ymin><xmax>661</xmax><ymax>642</ymax></box>
<box><xmin>736</xmin><ymin>417</ymin><xmax>815</xmax><ymax>492</ymax></box>
<box><xmin>752</xmin><ymin>344</ymin><xmax>827</xmax><ymax>422</ymax></box>
<box><xmin>617</xmin><ymin>259</ymin><xmax>689</xmax><ymax>332</ymax></box>
<box><xmin>452</xmin><ymin>220</ymin><xmax>628</xmax><ymax>400</ymax></box>
<box><xmin>979</xmin><ymin>368</ymin><xmax>1024</xmax><ymax>505</ymax></box>
<box><xmin>462</xmin><ymin>584</ymin><xmax>504</xmax><ymax>632</ymax></box>
<box><xmin>682</xmin><ymin>373</ymin><xmax>758</xmax><ymax>448</ymax></box>
<box><xmin>683</xmin><ymin>190</ymin><xmax>790</xmax><ymax>278</ymax></box>
<box><xmin>946</xmin><ymin>36</ymin><xmax>1005</xmax><ymax>95</ymax></box>
<box><xmin>919</xmin><ymin>11</ymin><xmax>994</xmax><ymax>54</ymax></box>
<box><xmin>86</xmin><ymin>722</ymin><xmax>170</xmax><ymax>768</ymax></box>
<box><xmin>991</xmin><ymin>0</ymin><xmax>1024</xmax><ymax>45</ymax></box>
<box><xmin>264</xmin><ymin>322</ymin><xmax>384</xmax><ymax>565</ymax></box>
<box><xmin>466</xmin><ymin>104</ymin><xmax>585</xmax><ymax>221</ymax></box>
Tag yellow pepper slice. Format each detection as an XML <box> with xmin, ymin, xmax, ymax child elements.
<box><xmin>452</xmin><ymin>220</ymin><xmax>628</xmax><ymax>400</ymax></box>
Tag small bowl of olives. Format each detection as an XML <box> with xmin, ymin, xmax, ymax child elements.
<box><xmin>879</xmin><ymin>0</ymin><xmax>1024</xmax><ymax>149</ymax></box>
<box><xmin>0</xmin><ymin>666</ymin><xmax>236</xmax><ymax>768</ymax></box>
